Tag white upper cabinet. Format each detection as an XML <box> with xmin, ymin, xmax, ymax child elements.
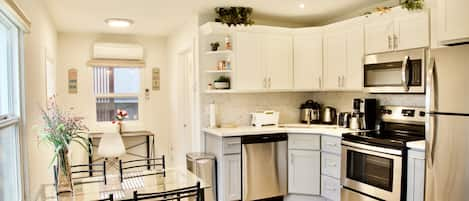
<box><xmin>345</xmin><ymin>24</ymin><xmax>365</xmax><ymax>90</ymax></box>
<box><xmin>324</xmin><ymin>30</ymin><xmax>346</xmax><ymax>90</ymax></box>
<box><xmin>394</xmin><ymin>10</ymin><xmax>429</xmax><ymax>51</ymax></box>
<box><xmin>264</xmin><ymin>34</ymin><xmax>293</xmax><ymax>90</ymax></box>
<box><xmin>293</xmin><ymin>30</ymin><xmax>323</xmax><ymax>90</ymax></box>
<box><xmin>365</xmin><ymin>17</ymin><xmax>394</xmax><ymax>54</ymax></box>
<box><xmin>365</xmin><ymin>7</ymin><xmax>429</xmax><ymax>54</ymax></box>
<box><xmin>235</xmin><ymin>31</ymin><xmax>293</xmax><ymax>90</ymax></box>
<box><xmin>437</xmin><ymin>0</ymin><xmax>469</xmax><ymax>45</ymax></box>
<box><xmin>235</xmin><ymin>32</ymin><xmax>265</xmax><ymax>90</ymax></box>
<box><xmin>324</xmin><ymin>18</ymin><xmax>365</xmax><ymax>91</ymax></box>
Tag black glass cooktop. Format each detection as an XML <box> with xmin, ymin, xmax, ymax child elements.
<box><xmin>342</xmin><ymin>130</ymin><xmax>425</xmax><ymax>150</ymax></box>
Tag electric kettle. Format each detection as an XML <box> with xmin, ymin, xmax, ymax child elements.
<box><xmin>322</xmin><ymin>106</ymin><xmax>337</xmax><ymax>124</ymax></box>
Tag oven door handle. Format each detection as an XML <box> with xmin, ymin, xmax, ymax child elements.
<box><xmin>401</xmin><ymin>56</ymin><xmax>410</xmax><ymax>91</ymax></box>
<box><xmin>342</xmin><ymin>141</ymin><xmax>403</xmax><ymax>156</ymax></box>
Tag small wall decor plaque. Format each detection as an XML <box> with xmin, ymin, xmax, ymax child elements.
<box><xmin>152</xmin><ymin>68</ymin><xmax>160</xmax><ymax>91</ymax></box>
<box><xmin>68</xmin><ymin>68</ymin><xmax>78</xmax><ymax>94</ymax></box>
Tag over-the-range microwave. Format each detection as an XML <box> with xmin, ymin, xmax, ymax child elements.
<box><xmin>364</xmin><ymin>48</ymin><xmax>426</xmax><ymax>94</ymax></box>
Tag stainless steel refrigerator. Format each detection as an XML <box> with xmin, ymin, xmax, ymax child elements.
<box><xmin>426</xmin><ymin>44</ymin><xmax>469</xmax><ymax>201</ymax></box>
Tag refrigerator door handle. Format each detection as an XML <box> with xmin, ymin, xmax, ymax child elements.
<box><xmin>430</xmin><ymin>115</ymin><xmax>438</xmax><ymax>166</ymax></box>
<box><xmin>426</xmin><ymin>57</ymin><xmax>438</xmax><ymax>167</ymax></box>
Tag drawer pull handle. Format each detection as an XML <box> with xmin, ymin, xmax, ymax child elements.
<box><xmin>226</xmin><ymin>142</ymin><xmax>240</xmax><ymax>145</ymax></box>
<box><xmin>328</xmin><ymin>163</ymin><xmax>337</xmax><ymax>167</ymax></box>
<box><xmin>326</xmin><ymin>142</ymin><xmax>338</xmax><ymax>147</ymax></box>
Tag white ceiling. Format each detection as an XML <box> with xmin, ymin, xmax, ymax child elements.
<box><xmin>44</xmin><ymin>0</ymin><xmax>393</xmax><ymax>36</ymax></box>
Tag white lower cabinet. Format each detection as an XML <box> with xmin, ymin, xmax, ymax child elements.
<box><xmin>222</xmin><ymin>154</ymin><xmax>242</xmax><ymax>201</ymax></box>
<box><xmin>288</xmin><ymin>150</ymin><xmax>321</xmax><ymax>195</ymax></box>
<box><xmin>288</xmin><ymin>134</ymin><xmax>321</xmax><ymax>196</ymax></box>
<box><xmin>407</xmin><ymin>149</ymin><xmax>425</xmax><ymax>201</ymax></box>
<box><xmin>321</xmin><ymin>175</ymin><xmax>341</xmax><ymax>201</ymax></box>
<box><xmin>321</xmin><ymin>152</ymin><xmax>341</xmax><ymax>179</ymax></box>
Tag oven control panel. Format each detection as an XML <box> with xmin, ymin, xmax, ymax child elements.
<box><xmin>381</xmin><ymin>106</ymin><xmax>426</xmax><ymax>124</ymax></box>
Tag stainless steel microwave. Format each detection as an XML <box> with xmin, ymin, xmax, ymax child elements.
<box><xmin>364</xmin><ymin>48</ymin><xmax>426</xmax><ymax>93</ymax></box>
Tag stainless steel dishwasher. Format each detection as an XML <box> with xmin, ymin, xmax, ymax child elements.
<box><xmin>241</xmin><ymin>133</ymin><xmax>288</xmax><ymax>201</ymax></box>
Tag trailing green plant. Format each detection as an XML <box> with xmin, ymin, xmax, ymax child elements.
<box><xmin>39</xmin><ymin>97</ymin><xmax>90</xmax><ymax>174</ymax></box>
<box><xmin>214</xmin><ymin>76</ymin><xmax>230</xmax><ymax>83</ymax></box>
<box><xmin>401</xmin><ymin>0</ymin><xmax>424</xmax><ymax>10</ymax></box>
<box><xmin>215</xmin><ymin>7</ymin><xmax>254</xmax><ymax>27</ymax></box>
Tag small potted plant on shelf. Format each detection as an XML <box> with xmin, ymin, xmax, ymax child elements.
<box><xmin>39</xmin><ymin>97</ymin><xmax>90</xmax><ymax>194</ymax></box>
<box><xmin>112</xmin><ymin>109</ymin><xmax>128</xmax><ymax>134</ymax></box>
<box><xmin>213</xmin><ymin>76</ymin><xmax>230</xmax><ymax>89</ymax></box>
<box><xmin>210</xmin><ymin>42</ymin><xmax>220</xmax><ymax>51</ymax></box>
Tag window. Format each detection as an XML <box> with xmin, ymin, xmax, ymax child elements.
<box><xmin>0</xmin><ymin>10</ymin><xmax>21</xmax><ymax>201</ymax></box>
<box><xmin>93</xmin><ymin>67</ymin><xmax>141</xmax><ymax>122</ymax></box>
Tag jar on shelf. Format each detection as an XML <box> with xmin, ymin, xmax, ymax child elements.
<box><xmin>225</xmin><ymin>35</ymin><xmax>232</xmax><ymax>50</ymax></box>
<box><xmin>217</xmin><ymin>60</ymin><xmax>226</xmax><ymax>70</ymax></box>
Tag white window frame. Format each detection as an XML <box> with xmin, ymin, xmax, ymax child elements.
<box><xmin>92</xmin><ymin>67</ymin><xmax>144</xmax><ymax>127</ymax></box>
<box><xmin>0</xmin><ymin>8</ymin><xmax>23</xmax><ymax>201</ymax></box>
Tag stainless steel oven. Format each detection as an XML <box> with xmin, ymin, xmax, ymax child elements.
<box><xmin>341</xmin><ymin>141</ymin><xmax>403</xmax><ymax>201</ymax></box>
<box><xmin>364</xmin><ymin>48</ymin><xmax>426</xmax><ymax>93</ymax></box>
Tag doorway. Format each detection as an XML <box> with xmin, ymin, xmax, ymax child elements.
<box><xmin>176</xmin><ymin>48</ymin><xmax>196</xmax><ymax>167</ymax></box>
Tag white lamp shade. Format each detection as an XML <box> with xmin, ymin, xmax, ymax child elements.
<box><xmin>97</xmin><ymin>132</ymin><xmax>126</xmax><ymax>158</ymax></box>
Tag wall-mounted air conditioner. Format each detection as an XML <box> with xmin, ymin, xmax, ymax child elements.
<box><xmin>92</xmin><ymin>43</ymin><xmax>144</xmax><ymax>60</ymax></box>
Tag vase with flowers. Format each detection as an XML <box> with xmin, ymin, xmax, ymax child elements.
<box><xmin>39</xmin><ymin>97</ymin><xmax>90</xmax><ymax>194</ymax></box>
<box><xmin>112</xmin><ymin>109</ymin><xmax>128</xmax><ymax>134</ymax></box>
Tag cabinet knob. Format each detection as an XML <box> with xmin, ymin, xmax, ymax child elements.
<box><xmin>388</xmin><ymin>35</ymin><xmax>393</xmax><ymax>49</ymax></box>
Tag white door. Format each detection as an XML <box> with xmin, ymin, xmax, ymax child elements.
<box><xmin>223</xmin><ymin>154</ymin><xmax>241</xmax><ymax>201</ymax></box>
<box><xmin>365</xmin><ymin>18</ymin><xmax>394</xmax><ymax>54</ymax></box>
<box><xmin>288</xmin><ymin>150</ymin><xmax>320</xmax><ymax>195</ymax></box>
<box><xmin>235</xmin><ymin>32</ymin><xmax>265</xmax><ymax>90</ymax></box>
<box><xmin>439</xmin><ymin>0</ymin><xmax>469</xmax><ymax>44</ymax></box>
<box><xmin>263</xmin><ymin>34</ymin><xmax>293</xmax><ymax>90</ymax></box>
<box><xmin>323</xmin><ymin>30</ymin><xmax>346</xmax><ymax>90</ymax></box>
<box><xmin>181</xmin><ymin>50</ymin><xmax>194</xmax><ymax>153</ymax></box>
<box><xmin>395</xmin><ymin>11</ymin><xmax>429</xmax><ymax>51</ymax></box>
<box><xmin>344</xmin><ymin>23</ymin><xmax>364</xmax><ymax>90</ymax></box>
<box><xmin>293</xmin><ymin>33</ymin><xmax>323</xmax><ymax>90</ymax></box>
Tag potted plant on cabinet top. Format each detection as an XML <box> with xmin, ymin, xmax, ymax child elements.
<box><xmin>39</xmin><ymin>97</ymin><xmax>90</xmax><ymax>194</ymax></box>
<box><xmin>213</xmin><ymin>76</ymin><xmax>230</xmax><ymax>89</ymax></box>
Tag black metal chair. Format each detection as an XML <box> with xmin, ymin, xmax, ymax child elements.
<box><xmin>97</xmin><ymin>194</ymin><xmax>114</xmax><ymax>201</ymax></box>
<box><xmin>132</xmin><ymin>182</ymin><xmax>201</xmax><ymax>201</ymax></box>
<box><xmin>119</xmin><ymin>156</ymin><xmax>165</xmax><ymax>182</ymax></box>
<box><xmin>71</xmin><ymin>161</ymin><xmax>107</xmax><ymax>185</ymax></box>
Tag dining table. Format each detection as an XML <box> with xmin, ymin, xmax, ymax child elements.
<box><xmin>42</xmin><ymin>169</ymin><xmax>209</xmax><ymax>201</ymax></box>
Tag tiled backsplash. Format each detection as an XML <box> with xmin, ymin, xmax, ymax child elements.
<box><xmin>201</xmin><ymin>92</ymin><xmax>425</xmax><ymax>127</ymax></box>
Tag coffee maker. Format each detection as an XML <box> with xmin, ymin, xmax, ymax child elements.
<box><xmin>352</xmin><ymin>98</ymin><xmax>378</xmax><ymax>130</ymax></box>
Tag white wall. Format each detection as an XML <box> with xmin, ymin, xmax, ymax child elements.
<box><xmin>167</xmin><ymin>16</ymin><xmax>201</xmax><ymax>169</ymax></box>
<box><xmin>13</xmin><ymin>0</ymin><xmax>58</xmax><ymax>200</ymax></box>
<box><xmin>55</xmin><ymin>33</ymin><xmax>170</xmax><ymax>165</ymax></box>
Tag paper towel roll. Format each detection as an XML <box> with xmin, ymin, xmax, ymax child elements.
<box><xmin>209</xmin><ymin>103</ymin><xmax>216</xmax><ymax>128</ymax></box>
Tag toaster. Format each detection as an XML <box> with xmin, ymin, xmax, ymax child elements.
<box><xmin>251</xmin><ymin>111</ymin><xmax>280</xmax><ymax>127</ymax></box>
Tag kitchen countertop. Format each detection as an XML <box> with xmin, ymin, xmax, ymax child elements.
<box><xmin>407</xmin><ymin>140</ymin><xmax>426</xmax><ymax>151</ymax></box>
<box><xmin>202</xmin><ymin>124</ymin><xmax>360</xmax><ymax>138</ymax></box>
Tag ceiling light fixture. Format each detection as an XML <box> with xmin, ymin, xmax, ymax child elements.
<box><xmin>105</xmin><ymin>18</ymin><xmax>134</xmax><ymax>28</ymax></box>
<box><xmin>299</xmin><ymin>3</ymin><xmax>305</xmax><ymax>9</ymax></box>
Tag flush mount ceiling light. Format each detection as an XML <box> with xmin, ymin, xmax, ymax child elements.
<box><xmin>105</xmin><ymin>18</ymin><xmax>134</xmax><ymax>28</ymax></box>
<box><xmin>299</xmin><ymin>3</ymin><xmax>305</xmax><ymax>9</ymax></box>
